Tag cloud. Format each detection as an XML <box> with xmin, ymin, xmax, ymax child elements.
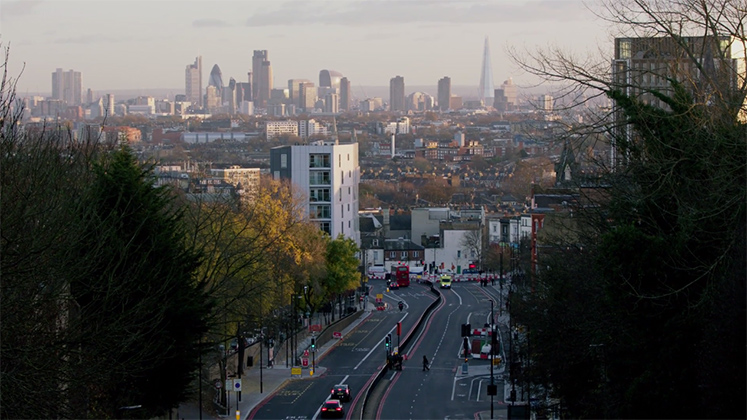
<box><xmin>53</xmin><ymin>35</ymin><xmax>123</xmax><ymax>45</ymax></box>
<box><xmin>244</xmin><ymin>0</ymin><xmax>592</xmax><ymax>27</ymax></box>
<box><xmin>193</xmin><ymin>18</ymin><xmax>233</xmax><ymax>28</ymax></box>
<box><xmin>1</xmin><ymin>0</ymin><xmax>44</xmax><ymax>17</ymax></box>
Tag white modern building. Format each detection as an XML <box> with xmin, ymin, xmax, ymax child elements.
<box><xmin>210</xmin><ymin>165</ymin><xmax>261</xmax><ymax>200</ymax></box>
<box><xmin>266</xmin><ymin>120</ymin><xmax>299</xmax><ymax>139</ymax></box>
<box><xmin>270</xmin><ymin>140</ymin><xmax>360</xmax><ymax>245</ymax></box>
<box><xmin>298</xmin><ymin>119</ymin><xmax>328</xmax><ymax>139</ymax></box>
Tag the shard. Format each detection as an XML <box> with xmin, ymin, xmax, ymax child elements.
<box><xmin>479</xmin><ymin>36</ymin><xmax>494</xmax><ymax>104</ymax></box>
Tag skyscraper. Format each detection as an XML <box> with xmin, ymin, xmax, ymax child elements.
<box><xmin>208</xmin><ymin>64</ymin><xmax>224</xmax><ymax>100</ymax></box>
<box><xmin>51</xmin><ymin>68</ymin><xmax>82</xmax><ymax>105</ymax></box>
<box><xmin>340</xmin><ymin>77</ymin><xmax>351</xmax><ymax>111</ymax></box>
<box><xmin>252</xmin><ymin>50</ymin><xmax>272</xmax><ymax>108</ymax></box>
<box><xmin>288</xmin><ymin>79</ymin><xmax>312</xmax><ymax>109</ymax></box>
<box><xmin>479</xmin><ymin>37</ymin><xmax>495</xmax><ymax>105</ymax></box>
<box><xmin>185</xmin><ymin>56</ymin><xmax>202</xmax><ymax>108</ymax></box>
<box><xmin>438</xmin><ymin>76</ymin><xmax>451</xmax><ymax>111</ymax></box>
<box><xmin>389</xmin><ymin>75</ymin><xmax>405</xmax><ymax>112</ymax></box>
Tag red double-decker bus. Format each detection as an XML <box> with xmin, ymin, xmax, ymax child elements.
<box><xmin>390</xmin><ymin>265</ymin><xmax>410</xmax><ymax>287</ymax></box>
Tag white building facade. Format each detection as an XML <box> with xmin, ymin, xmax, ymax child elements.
<box><xmin>266</xmin><ymin>120</ymin><xmax>299</xmax><ymax>139</ymax></box>
<box><xmin>270</xmin><ymin>141</ymin><xmax>360</xmax><ymax>245</ymax></box>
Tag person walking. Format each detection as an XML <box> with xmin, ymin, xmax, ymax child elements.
<box><xmin>422</xmin><ymin>355</ymin><xmax>430</xmax><ymax>371</ymax></box>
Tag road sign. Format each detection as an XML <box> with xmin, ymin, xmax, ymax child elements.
<box><xmin>291</xmin><ymin>367</ymin><xmax>302</xmax><ymax>375</ymax></box>
<box><xmin>303</xmin><ymin>349</ymin><xmax>309</xmax><ymax>357</ymax></box>
<box><xmin>333</xmin><ymin>331</ymin><xmax>342</xmax><ymax>339</ymax></box>
<box><xmin>225</xmin><ymin>379</ymin><xmax>233</xmax><ymax>390</ymax></box>
<box><xmin>233</xmin><ymin>379</ymin><xmax>242</xmax><ymax>392</ymax></box>
<box><xmin>302</xmin><ymin>357</ymin><xmax>309</xmax><ymax>367</ymax></box>
<box><xmin>214</xmin><ymin>379</ymin><xmax>222</xmax><ymax>389</ymax></box>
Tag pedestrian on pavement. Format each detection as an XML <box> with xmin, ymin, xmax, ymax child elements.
<box><xmin>422</xmin><ymin>355</ymin><xmax>430</xmax><ymax>371</ymax></box>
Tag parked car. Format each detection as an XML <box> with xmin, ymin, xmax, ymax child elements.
<box><xmin>330</xmin><ymin>384</ymin><xmax>351</xmax><ymax>402</ymax></box>
<box><xmin>320</xmin><ymin>400</ymin><xmax>345</xmax><ymax>418</ymax></box>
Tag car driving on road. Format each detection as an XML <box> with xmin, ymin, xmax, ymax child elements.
<box><xmin>330</xmin><ymin>384</ymin><xmax>351</xmax><ymax>402</ymax></box>
<box><xmin>320</xmin><ymin>400</ymin><xmax>344</xmax><ymax>418</ymax></box>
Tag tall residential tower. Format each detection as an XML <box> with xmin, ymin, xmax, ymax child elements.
<box><xmin>389</xmin><ymin>75</ymin><xmax>405</xmax><ymax>112</ymax></box>
<box><xmin>438</xmin><ymin>76</ymin><xmax>451</xmax><ymax>111</ymax></box>
<box><xmin>51</xmin><ymin>68</ymin><xmax>82</xmax><ymax>105</ymax></box>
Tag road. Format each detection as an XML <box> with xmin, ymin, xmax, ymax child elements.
<box><xmin>248</xmin><ymin>280</ymin><xmax>438</xmax><ymax>420</ymax></box>
<box><xmin>376</xmin><ymin>281</ymin><xmax>508</xmax><ymax>419</ymax></box>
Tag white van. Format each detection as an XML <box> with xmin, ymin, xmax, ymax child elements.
<box><xmin>367</xmin><ymin>265</ymin><xmax>386</xmax><ymax>276</ymax></box>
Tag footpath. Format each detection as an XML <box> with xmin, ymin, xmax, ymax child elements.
<box><xmin>176</xmin><ymin>302</ymin><xmax>375</xmax><ymax>420</ymax></box>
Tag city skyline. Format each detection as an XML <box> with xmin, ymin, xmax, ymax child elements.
<box><xmin>1</xmin><ymin>0</ymin><xmax>608</xmax><ymax>95</ymax></box>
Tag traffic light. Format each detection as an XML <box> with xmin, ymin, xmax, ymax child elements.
<box><xmin>461</xmin><ymin>323</ymin><xmax>471</xmax><ymax>337</ymax></box>
<box><xmin>311</xmin><ymin>337</ymin><xmax>316</xmax><ymax>350</ymax></box>
<box><xmin>385</xmin><ymin>334</ymin><xmax>391</xmax><ymax>348</ymax></box>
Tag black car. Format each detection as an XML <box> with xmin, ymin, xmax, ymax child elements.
<box><xmin>389</xmin><ymin>281</ymin><xmax>399</xmax><ymax>290</ymax></box>
<box><xmin>320</xmin><ymin>400</ymin><xmax>344</xmax><ymax>418</ymax></box>
<box><xmin>330</xmin><ymin>384</ymin><xmax>351</xmax><ymax>402</ymax></box>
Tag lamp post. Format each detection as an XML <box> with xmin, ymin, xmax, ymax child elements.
<box><xmin>490</xmin><ymin>299</ymin><xmax>495</xmax><ymax>419</ymax></box>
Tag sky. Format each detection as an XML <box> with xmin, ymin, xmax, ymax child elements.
<box><xmin>0</xmin><ymin>0</ymin><xmax>610</xmax><ymax>97</ymax></box>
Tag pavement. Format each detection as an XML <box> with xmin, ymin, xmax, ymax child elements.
<box><xmin>176</xmin><ymin>302</ymin><xmax>376</xmax><ymax>420</ymax></box>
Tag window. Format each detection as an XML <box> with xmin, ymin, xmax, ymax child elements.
<box><xmin>457</xmin><ymin>250</ymin><xmax>461</xmax><ymax>258</ymax></box>
<box><xmin>309</xmin><ymin>188</ymin><xmax>331</xmax><ymax>202</ymax></box>
<box><xmin>280</xmin><ymin>154</ymin><xmax>288</xmax><ymax>169</ymax></box>
<box><xmin>372</xmin><ymin>239</ymin><xmax>379</xmax><ymax>247</ymax></box>
<box><xmin>309</xmin><ymin>171</ymin><xmax>331</xmax><ymax>185</ymax></box>
<box><xmin>341</xmin><ymin>221</ymin><xmax>344</xmax><ymax>233</ymax></box>
<box><xmin>341</xmin><ymin>204</ymin><xmax>344</xmax><ymax>216</ymax></box>
<box><xmin>320</xmin><ymin>222</ymin><xmax>331</xmax><ymax>235</ymax></box>
<box><xmin>309</xmin><ymin>205</ymin><xmax>331</xmax><ymax>219</ymax></box>
<box><xmin>340</xmin><ymin>188</ymin><xmax>343</xmax><ymax>201</ymax></box>
<box><xmin>413</xmin><ymin>251</ymin><xmax>419</xmax><ymax>258</ymax></box>
<box><xmin>347</xmin><ymin>153</ymin><xmax>350</xmax><ymax>161</ymax></box>
<box><xmin>347</xmin><ymin>203</ymin><xmax>350</xmax><ymax>211</ymax></box>
<box><xmin>341</xmin><ymin>171</ymin><xmax>344</xmax><ymax>184</ymax></box>
<box><xmin>273</xmin><ymin>170</ymin><xmax>280</xmax><ymax>179</ymax></box>
<box><xmin>339</xmin><ymin>154</ymin><xmax>341</xmax><ymax>167</ymax></box>
<box><xmin>373</xmin><ymin>250</ymin><xmax>379</xmax><ymax>260</ymax></box>
<box><xmin>401</xmin><ymin>251</ymin><xmax>408</xmax><ymax>259</ymax></box>
<box><xmin>389</xmin><ymin>251</ymin><xmax>396</xmax><ymax>259</ymax></box>
<box><xmin>348</xmin><ymin>220</ymin><xmax>351</xmax><ymax>228</ymax></box>
<box><xmin>309</xmin><ymin>154</ymin><xmax>330</xmax><ymax>168</ymax></box>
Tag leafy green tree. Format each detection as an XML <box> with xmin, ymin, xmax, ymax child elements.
<box><xmin>322</xmin><ymin>235</ymin><xmax>361</xmax><ymax>317</ymax></box>
<box><xmin>71</xmin><ymin>146</ymin><xmax>212</xmax><ymax>418</ymax></box>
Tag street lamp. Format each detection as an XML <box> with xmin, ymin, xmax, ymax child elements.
<box><xmin>490</xmin><ymin>299</ymin><xmax>495</xmax><ymax>419</ymax></box>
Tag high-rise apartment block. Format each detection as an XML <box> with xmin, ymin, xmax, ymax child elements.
<box><xmin>185</xmin><ymin>56</ymin><xmax>202</xmax><ymax>108</ymax></box>
<box><xmin>339</xmin><ymin>77</ymin><xmax>351</xmax><ymax>111</ymax></box>
<box><xmin>611</xmin><ymin>35</ymin><xmax>746</xmax><ymax>164</ymax></box>
<box><xmin>438</xmin><ymin>76</ymin><xmax>451</xmax><ymax>111</ymax></box>
<box><xmin>389</xmin><ymin>76</ymin><xmax>405</xmax><ymax>112</ymax></box>
<box><xmin>252</xmin><ymin>50</ymin><xmax>272</xmax><ymax>108</ymax></box>
<box><xmin>51</xmin><ymin>68</ymin><xmax>82</xmax><ymax>105</ymax></box>
<box><xmin>270</xmin><ymin>141</ymin><xmax>360</xmax><ymax>244</ymax></box>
